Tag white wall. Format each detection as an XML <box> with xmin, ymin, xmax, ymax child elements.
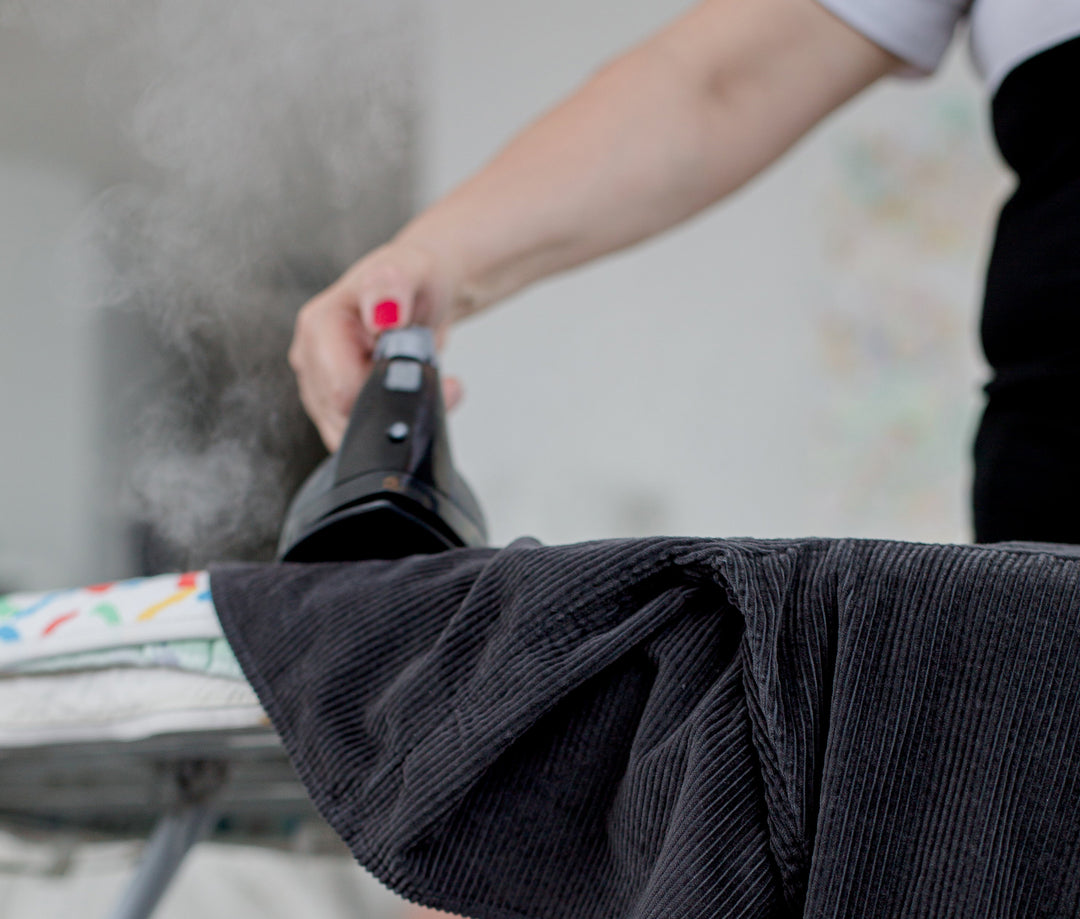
<box><xmin>0</xmin><ymin>0</ymin><xmax>421</xmax><ymax>587</ymax></box>
<box><xmin>0</xmin><ymin>26</ymin><xmax>142</xmax><ymax>589</ymax></box>
<box><xmin>428</xmin><ymin>2</ymin><xmax>1011</xmax><ymax>547</ymax></box>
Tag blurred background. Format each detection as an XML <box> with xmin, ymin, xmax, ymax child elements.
<box><xmin>0</xmin><ymin>0</ymin><xmax>1009</xmax><ymax>914</ymax></box>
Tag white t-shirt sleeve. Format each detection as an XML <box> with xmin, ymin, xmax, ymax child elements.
<box><xmin>814</xmin><ymin>0</ymin><xmax>973</xmax><ymax>74</ymax></box>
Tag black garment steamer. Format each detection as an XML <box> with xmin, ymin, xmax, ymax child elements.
<box><xmin>277</xmin><ymin>327</ymin><xmax>487</xmax><ymax>562</ymax></box>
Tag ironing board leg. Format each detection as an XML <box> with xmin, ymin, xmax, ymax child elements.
<box><xmin>105</xmin><ymin>761</ymin><xmax>228</xmax><ymax>919</ymax></box>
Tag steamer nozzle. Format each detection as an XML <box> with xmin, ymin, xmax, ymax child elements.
<box><xmin>277</xmin><ymin>327</ymin><xmax>487</xmax><ymax>562</ymax></box>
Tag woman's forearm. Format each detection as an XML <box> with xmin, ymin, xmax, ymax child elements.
<box><xmin>397</xmin><ymin>0</ymin><xmax>900</xmax><ymax>319</ymax></box>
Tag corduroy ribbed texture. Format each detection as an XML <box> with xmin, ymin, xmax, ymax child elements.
<box><xmin>210</xmin><ymin>538</ymin><xmax>1080</xmax><ymax>918</ymax></box>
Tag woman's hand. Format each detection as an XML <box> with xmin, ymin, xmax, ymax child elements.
<box><xmin>289</xmin><ymin>240</ymin><xmax>465</xmax><ymax>452</ymax></box>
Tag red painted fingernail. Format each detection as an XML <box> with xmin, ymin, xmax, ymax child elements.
<box><xmin>373</xmin><ymin>300</ymin><xmax>400</xmax><ymax>329</ymax></box>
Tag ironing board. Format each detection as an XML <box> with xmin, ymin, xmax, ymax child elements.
<box><xmin>0</xmin><ymin>573</ymin><xmax>326</xmax><ymax>919</ymax></box>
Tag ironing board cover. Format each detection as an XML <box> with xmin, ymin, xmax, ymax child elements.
<box><xmin>0</xmin><ymin>572</ymin><xmax>219</xmax><ymax>666</ymax></box>
<box><xmin>0</xmin><ymin>573</ymin><xmax>261</xmax><ymax>746</ymax></box>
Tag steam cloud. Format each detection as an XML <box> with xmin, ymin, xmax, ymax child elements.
<box><xmin>3</xmin><ymin>0</ymin><xmax>418</xmax><ymax>567</ymax></box>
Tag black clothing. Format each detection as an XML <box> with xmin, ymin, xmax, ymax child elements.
<box><xmin>211</xmin><ymin>537</ymin><xmax>1080</xmax><ymax>919</ymax></box>
<box><xmin>975</xmin><ymin>36</ymin><xmax>1080</xmax><ymax>542</ymax></box>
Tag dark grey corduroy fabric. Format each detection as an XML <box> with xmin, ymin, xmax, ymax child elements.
<box><xmin>210</xmin><ymin>537</ymin><xmax>1080</xmax><ymax>919</ymax></box>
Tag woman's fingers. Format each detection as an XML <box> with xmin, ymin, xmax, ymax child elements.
<box><xmin>290</xmin><ymin>286</ymin><xmax>373</xmax><ymax>451</ymax></box>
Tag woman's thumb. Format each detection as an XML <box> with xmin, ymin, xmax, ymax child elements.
<box><xmin>369</xmin><ymin>297</ymin><xmax>405</xmax><ymax>332</ymax></box>
<box><xmin>356</xmin><ymin>269</ymin><xmax>418</xmax><ymax>335</ymax></box>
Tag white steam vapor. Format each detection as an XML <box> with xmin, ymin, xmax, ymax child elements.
<box><xmin>3</xmin><ymin>0</ymin><xmax>419</xmax><ymax>566</ymax></box>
